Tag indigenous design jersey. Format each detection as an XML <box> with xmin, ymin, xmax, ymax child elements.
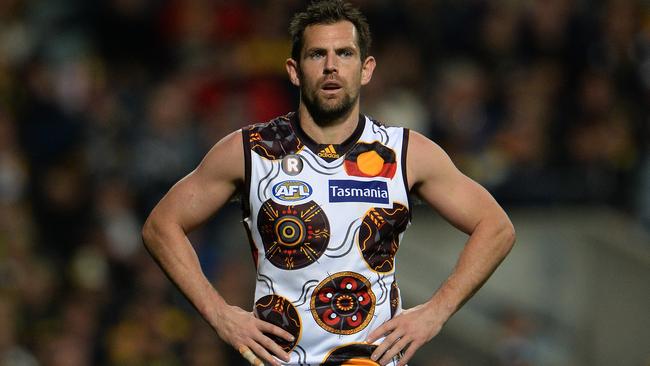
<box><xmin>242</xmin><ymin>112</ymin><xmax>411</xmax><ymax>365</ymax></box>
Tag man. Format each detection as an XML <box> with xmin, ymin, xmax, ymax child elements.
<box><xmin>142</xmin><ymin>1</ymin><xmax>516</xmax><ymax>365</ymax></box>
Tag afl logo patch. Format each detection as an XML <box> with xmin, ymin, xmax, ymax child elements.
<box><xmin>281</xmin><ymin>154</ymin><xmax>303</xmax><ymax>176</ymax></box>
<box><xmin>273</xmin><ymin>180</ymin><xmax>312</xmax><ymax>201</ymax></box>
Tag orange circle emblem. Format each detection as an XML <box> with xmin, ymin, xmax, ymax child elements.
<box><xmin>356</xmin><ymin>151</ymin><xmax>384</xmax><ymax>176</ymax></box>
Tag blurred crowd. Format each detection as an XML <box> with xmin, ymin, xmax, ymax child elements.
<box><xmin>0</xmin><ymin>0</ymin><xmax>648</xmax><ymax>365</ymax></box>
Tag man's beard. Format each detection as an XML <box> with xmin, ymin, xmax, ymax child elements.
<box><xmin>301</xmin><ymin>83</ymin><xmax>358</xmax><ymax>126</ymax></box>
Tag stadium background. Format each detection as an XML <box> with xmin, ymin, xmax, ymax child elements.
<box><xmin>0</xmin><ymin>0</ymin><xmax>649</xmax><ymax>365</ymax></box>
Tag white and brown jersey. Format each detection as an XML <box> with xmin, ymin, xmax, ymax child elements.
<box><xmin>241</xmin><ymin>112</ymin><xmax>411</xmax><ymax>365</ymax></box>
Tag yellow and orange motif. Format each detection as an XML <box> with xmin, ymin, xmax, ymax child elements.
<box><xmin>344</xmin><ymin>142</ymin><xmax>397</xmax><ymax>178</ymax></box>
<box><xmin>257</xmin><ymin>200</ymin><xmax>330</xmax><ymax>270</ymax></box>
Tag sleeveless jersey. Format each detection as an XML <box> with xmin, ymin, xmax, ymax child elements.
<box><xmin>241</xmin><ymin>112</ymin><xmax>411</xmax><ymax>365</ymax></box>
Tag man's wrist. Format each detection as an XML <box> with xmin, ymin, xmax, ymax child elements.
<box><xmin>198</xmin><ymin>286</ymin><xmax>229</xmax><ymax>330</ymax></box>
<box><xmin>425</xmin><ymin>290</ymin><xmax>459</xmax><ymax>324</ymax></box>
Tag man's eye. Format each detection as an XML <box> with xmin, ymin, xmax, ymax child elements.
<box><xmin>340</xmin><ymin>50</ymin><xmax>354</xmax><ymax>57</ymax></box>
<box><xmin>310</xmin><ymin>52</ymin><xmax>325</xmax><ymax>59</ymax></box>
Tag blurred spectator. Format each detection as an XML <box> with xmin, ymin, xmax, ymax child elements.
<box><xmin>364</xmin><ymin>36</ymin><xmax>429</xmax><ymax>132</ymax></box>
<box><xmin>0</xmin><ymin>110</ymin><xmax>27</xmax><ymax>206</ymax></box>
<box><xmin>0</xmin><ymin>295</ymin><xmax>39</xmax><ymax>366</ymax></box>
<box><xmin>131</xmin><ymin>77</ymin><xmax>201</xmax><ymax>212</ymax></box>
<box><xmin>496</xmin><ymin>309</ymin><xmax>539</xmax><ymax>366</ymax></box>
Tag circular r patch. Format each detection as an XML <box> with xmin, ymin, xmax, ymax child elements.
<box><xmin>282</xmin><ymin>154</ymin><xmax>303</xmax><ymax>176</ymax></box>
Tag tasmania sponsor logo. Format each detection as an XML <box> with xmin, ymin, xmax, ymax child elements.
<box><xmin>273</xmin><ymin>180</ymin><xmax>312</xmax><ymax>201</ymax></box>
<box><xmin>328</xmin><ymin>180</ymin><xmax>389</xmax><ymax>204</ymax></box>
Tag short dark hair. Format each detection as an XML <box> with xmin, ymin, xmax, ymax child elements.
<box><xmin>289</xmin><ymin>0</ymin><xmax>372</xmax><ymax>62</ymax></box>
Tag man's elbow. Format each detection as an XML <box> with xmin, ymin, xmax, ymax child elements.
<box><xmin>499</xmin><ymin>218</ymin><xmax>516</xmax><ymax>254</ymax></box>
<box><xmin>141</xmin><ymin>215</ymin><xmax>161</xmax><ymax>250</ymax></box>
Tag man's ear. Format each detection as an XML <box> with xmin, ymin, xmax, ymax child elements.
<box><xmin>286</xmin><ymin>58</ymin><xmax>300</xmax><ymax>87</ymax></box>
<box><xmin>360</xmin><ymin>56</ymin><xmax>376</xmax><ymax>86</ymax></box>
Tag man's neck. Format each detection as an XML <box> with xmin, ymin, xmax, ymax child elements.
<box><xmin>297</xmin><ymin>103</ymin><xmax>360</xmax><ymax>145</ymax></box>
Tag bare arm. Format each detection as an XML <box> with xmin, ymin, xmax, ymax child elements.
<box><xmin>408</xmin><ymin>130</ymin><xmax>516</xmax><ymax>318</ymax></box>
<box><xmin>142</xmin><ymin>130</ymin><xmax>292</xmax><ymax>366</ymax></box>
<box><xmin>368</xmin><ymin>130</ymin><xmax>516</xmax><ymax>365</ymax></box>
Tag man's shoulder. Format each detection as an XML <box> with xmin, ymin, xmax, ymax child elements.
<box><xmin>363</xmin><ymin>115</ymin><xmax>409</xmax><ymax>148</ymax></box>
<box><xmin>365</xmin><ymin>115</ymin><xmax>408</xmax><ymax>133</ymax></box>
<box><xmin>242</xmin><ymin>112</ymin><xmax>303</xmax><ymax>160</ymax></box>
<box><xmin>243</xmin><ymin>112</ymin><xmax>295</xmax><ymax>133</ymax></box>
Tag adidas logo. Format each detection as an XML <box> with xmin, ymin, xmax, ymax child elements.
<box><xmin>318</xmin><ymin>144</ymin><xmax>340</xmax><ymax>159</ymax></box>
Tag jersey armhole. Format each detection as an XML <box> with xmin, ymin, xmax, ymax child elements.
<box><xmin>241</xmin><ymin>127</ymin><xmax>252</xmax><ymax>219</ymax></box>
<box><xmin>401</xmin><ymin>128</ymin><xmax>412</xmax><ymax>222</ymax></box>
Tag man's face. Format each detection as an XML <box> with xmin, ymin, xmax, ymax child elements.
<box><xmin>287</xmin><ymin>21</ymin><xmax>375</xmax><ymax>123</ymax></box>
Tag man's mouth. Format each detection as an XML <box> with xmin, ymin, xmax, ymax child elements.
<box><xmin>321</xmin><ymin>81</ymin><xmax>342</xmax><ymax>91</ymax></box>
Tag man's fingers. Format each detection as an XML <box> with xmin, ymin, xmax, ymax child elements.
<box><xmin>258</xmin><ymin>319</ymin><xmax>296</xmax><ymax>342</ymax></box>
<box><xmin>248</xmin><ymin>342</ymin><xmax>282</xmax><ymax>366</ymax></box>
<box><xmin>255</xmin><ymin>331</ymin><xmax>291</xmax><ymax>362</ymax></box>
<box><xmin>370</xmin><ymin>329</ymin><xmax>401</xmax><ymax>361</ymax></box>
<box><xmin>396</xmin><ymin>342</ymin><xmax>419</xmax><ymax>366</ymax></box>
<box><xmin>366</xmin><ymin>319</ymin><xmax>394</xmax><ymax>343</ymax></box>
<box><xmin>238</xmin><ymin>345</ymin><xmax>264</xmax><ymax>366</ymax></box>
<box><xmin>378</xmin><ymin>337</ymin><xmax>410</xmax><ymax>365</ymax></box>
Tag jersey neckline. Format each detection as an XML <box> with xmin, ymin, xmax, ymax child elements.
<box><xmin>289</xmin><ymin>112</ymin><xmax>366</xmax><ymax>163</ymax></box>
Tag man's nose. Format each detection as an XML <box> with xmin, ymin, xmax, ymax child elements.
<box><xmin>324</xmin><ymin>53</ymin><xmax>338</xmax><ymax>74</ymax></box>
